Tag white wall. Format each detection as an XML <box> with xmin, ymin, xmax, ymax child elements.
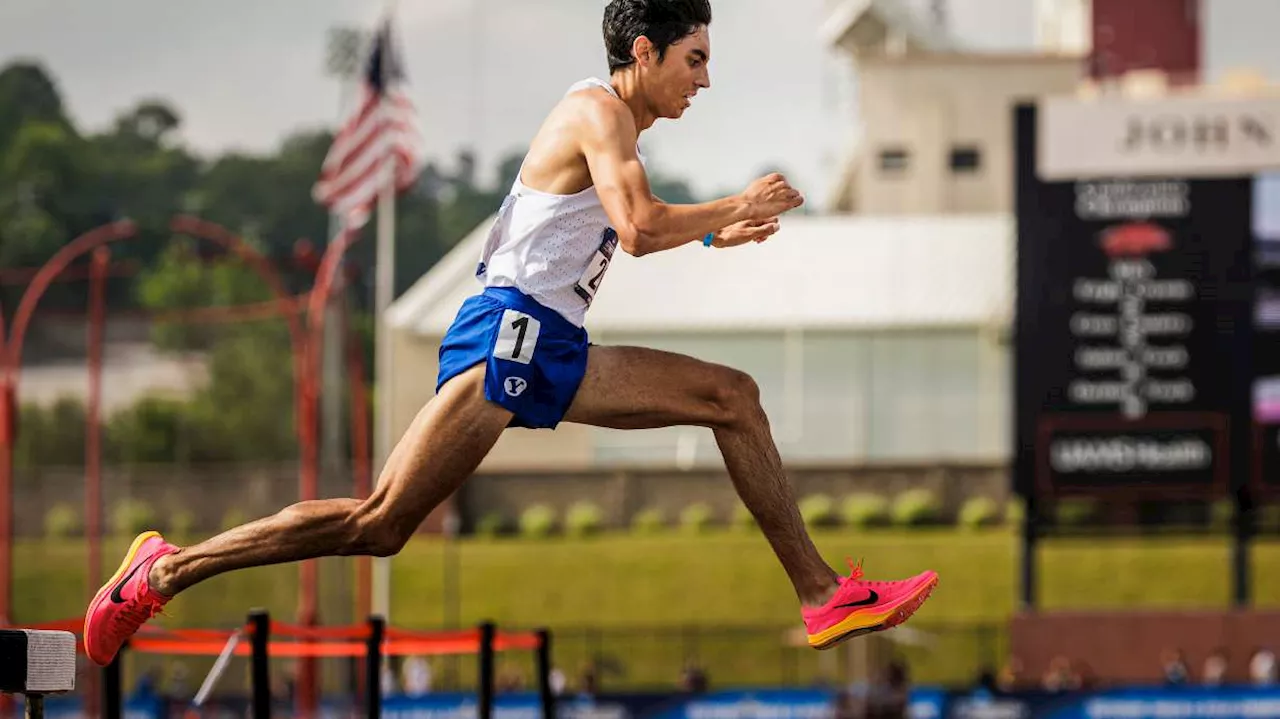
<box><xmin>585</xmin><ymin>327</ymin><xmax>1010</xmax><ymax>467</ymax></box>
<box><xmin>390</xmin><ymin>324</ymin><xmax>1011</xmax><ymax>471</ymax></box>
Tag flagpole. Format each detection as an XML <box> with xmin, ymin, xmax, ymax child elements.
<box><xmin>372</xmin><ymin>153</ymin><xmax>396</xmax><ymax>624</ymax></box>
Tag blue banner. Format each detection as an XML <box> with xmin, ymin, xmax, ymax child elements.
<box><xmin>18</xmin><ymin>685</ymin><xmax>1280</xmax><ymax>719</ymax></box>
<box><xmin>1016</xmin><ymin>686</ymin><xmax>1280</xmax><ymax>719</ymax></box>
<box><xmin>366</xmin><ymin>687</ymin><xmax>1280</xmax><ymax>719</ymax></box>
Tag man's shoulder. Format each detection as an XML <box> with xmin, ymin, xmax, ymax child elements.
<box><xmin>556</xmin><ymin>85</ymin><xmax>634</xmax><ymax>139</ymax></box>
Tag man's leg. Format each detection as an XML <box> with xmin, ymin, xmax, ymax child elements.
<box><xmin>148</xmin><ymin>364</ymin><xmax>511</xmax><ymax>595</ymax></box>
<box><xmin>562</xmin><ymin>345</ymin><xmax>840</xmax><ymax>607</ymax></box>
<box><xmin>85</xmin><ymin>363</ymin><xmax>512</xmax><ymax>665</ymax></box>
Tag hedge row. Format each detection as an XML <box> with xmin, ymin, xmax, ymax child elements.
<box><xmin>45</xmin><ymin>494</ymin><xmax>1273</xmax><ymax>542</ymax></box>
<box><xmin>472</xmin><ymin>491</ymin><xmax>1022</xmax><ymax>540</ymax></box>
<box><xmin>41</xmin><ymin>500</ymin><xmax>250</xmax><ymax>540</ymax></box>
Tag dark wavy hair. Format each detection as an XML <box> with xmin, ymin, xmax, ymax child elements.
<box><xmin>603</xmin><ymin>0</ymin><xmax>713</xmax><ymax>73</ymax></box>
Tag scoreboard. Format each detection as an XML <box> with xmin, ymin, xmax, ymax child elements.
<box><xmin>1014</xmin><ymin>102</ymin><xmax>1261</xmax><ymax>500</ymax></box>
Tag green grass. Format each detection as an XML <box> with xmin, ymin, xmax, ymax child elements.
<box><xmin>14</xmin><ymin>530</ymin><xmax>1280</xmax><ymax>689</ymax></box>
<box><xmin>388</xmin><ymin>529</ymin><xmax>1280</xmax><ymax>625</ymax></box>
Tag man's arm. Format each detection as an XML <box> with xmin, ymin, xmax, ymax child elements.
<box><xmin>655</xmin><ymin>202</ymin><xmax>781</xmax><ymax>248</ymax></box>
<box><xmin>648</xmin><ymin>195</ymin><xmax>777</xmax><ymax>249</ymax></box>
<box><xmin>581</xmin><ymin>97</ymin><xmax>801</xmax><ymax>257</ymax></box>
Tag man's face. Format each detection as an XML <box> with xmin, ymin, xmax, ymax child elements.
<box><xmin>640</xmin><ymin>26</ymin><xmax>710</xmax><ymax>120</ymax></box>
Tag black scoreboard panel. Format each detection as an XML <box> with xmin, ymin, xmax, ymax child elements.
<box><xmin>1014</xmin><ymin>104</ymin><xmax>1256</xmax><ymax>500</ymax></box>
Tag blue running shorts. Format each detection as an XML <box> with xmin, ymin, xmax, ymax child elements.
<box><xmin>436</xmin><ymin>286</ymin><xmax>590</xmax><ymax>429</ymax></box>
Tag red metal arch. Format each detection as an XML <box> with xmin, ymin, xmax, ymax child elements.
<box><xmin>0</xmin><ymin>217</ymin><xmax>320</xmax><ymax>628</ymax></box>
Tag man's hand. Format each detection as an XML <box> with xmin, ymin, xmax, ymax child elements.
<box><xmin>712</xmin><ymin>217</ymin><xmax>780</xmax><ymax>248</ymax></box>
<box><xmin>741</xmin><ymin>173</ymin><xmax>804</xmax><ymax>220</ymax></box>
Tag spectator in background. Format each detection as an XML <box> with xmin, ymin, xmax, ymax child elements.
<box><xmin>401</xmin><ymin>656</ymin><xmax>432</xmax><ymax>697</ymax></box>
<box><xmin>679</xmin><ymin>660</ymin><xmax>708</xmax><ymax>694</ymax></box>
<box><xmin>1161</xmin><ymin>649</ymin><xmax>1189</xmax><ymax>687</ymax></box>
<box><xmin>578</xmin><ymin>663</ymin><xmax>599</xmax><ymax>698</ymax></box>
<box><xmin>168</xmin><ymin>663</ymin><xmax>190</xmax><ymax>698</ymax></box>
<box><xmin>851</xmin><ymin>659</ymin><xmax>911</xmax><ymax>719</ymax></box>
<box><xmin>1042</xmin><ymin>656</ymin><xmax>1079</xmax><ymax>693</ymax></box>
<box><xmin>997</xmin><ymin>657</ymin><xmax>1024</xmax><ymax>692</ymax></box>
<box><xmin>380</xmin><ymin>662</ymin><xmax>398</xmax><ymax>697</ymax></box>
<box><xmin>1250</xmin><ymin>647</ymin><xmax>1276</xmax><ymax>686</ymax></box>
<box><xmin>1202</xmin><ymin>648</ymin><xmax>1229</xmax><ymax>686</ymax></box>
<box><xmin>497</xmin><ymin>664</ymin><xmax>525</xmax><ymax>693</ymax></box>
<box><xmin>128</xmin><ymin>668</ymin><xmax>159</xmax><ymax>704</ymax></box>
<box><xmin>550</xmin><ymin>667</ymin><xmax>567</xmax><ymax>696</ymax></box>
<box><xmin>1073</xmin><ymin>660</ymin><xmax>1097</xmax><ymax>691</ymax></box>
<box><xmin>972</xmin><ymin>666</ymin><xmax>998</xmax><ymax>697</ymax></box>
<box><xmin>831</xmin><ymin>688</ymin><xmax>860</xmax><ymax>719</ymax></box>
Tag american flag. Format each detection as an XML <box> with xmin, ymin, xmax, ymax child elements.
<box><xmin>313</xmin><ymin>21</ymin><xmax>426</xmax><ymax>229</ymax></box>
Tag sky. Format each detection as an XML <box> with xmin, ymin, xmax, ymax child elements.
<box><xmin>2</xmin><ymin>0</ymin><xmax>1280</xmax><ymax>209</ymax></box>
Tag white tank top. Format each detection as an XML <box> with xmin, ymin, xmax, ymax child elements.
<box><xmin>475</xmin><ymin>77</ymin><xmax>643</xmax><ymax>328</ymax></box>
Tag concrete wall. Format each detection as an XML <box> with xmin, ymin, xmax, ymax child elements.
<box><xmin>12</xmin><ymin>462</ymin><xmax>304</xmax><ymax>538</ymax></box>
<box><xmin>1010</xmin><ymin>610</ymin><xmax>1280</xmax><ymax>685</ymax></box>
<box><xmin>836</xmin><ymin>54</ymin><xmax>1081</xmax><ymax>214</ymax></box>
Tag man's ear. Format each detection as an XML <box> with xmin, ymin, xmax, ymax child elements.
<box><xmin>631</xmin><ymin>35</ymin><xmax>656</xmax><ymax>66</ymax></box>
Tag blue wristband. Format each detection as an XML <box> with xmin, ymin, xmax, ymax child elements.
<box><xmin>703</xmin><ymin>232</ymin><xmax>715</xmax><ymax>247</ymax></box>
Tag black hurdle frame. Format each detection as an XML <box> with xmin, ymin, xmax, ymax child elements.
<box><xmin>365</xmin><ymin>616</ymin><xmax>385</xmax><ymax>719</ymax></box>
<box><xmin>536</xmin><ymin>628</ymin><xmax>555</xmax><ymax>719</ymax></box>
<box><xmin>474</xmin><ymin>621</ymin><xmax>556</xmax><ymax>719</ymax></box>
<box><xmin>362</xmin><ymin>619</ymin><xmax>554</xmax><ymax>719</ymax></box>
<box><xmin>102</xmin><ymin>643</ymin><xmax>123</xmax><ymax>719</ymax></box>
<box><xmin>249</xmin><ymin>609</ymin><xmax>271</xmax><ymax>719</ymax></box>
<box><xmin>102</xmin><ymin>613</ymin><xmax>555</xmax><ymax>719</ymax></box>
<box><xmin>478</xmin><ymin>622</ymin><xmax>496</xmax><ymax>719</ymax></box>
<box><xmin>100</xmin><ymin>610</ymin><xmax>274</xmax><ymax>719</ymax></box>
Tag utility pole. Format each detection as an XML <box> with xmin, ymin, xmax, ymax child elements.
<box><xmin>322</xmin><ymin>26</ymin><xmax>368</xmax><ymax>521</ymax></box>
<box><xmin>322</xmin><ymin>22</ymin><xmax>369</xmax><ymax>700</ymax></box>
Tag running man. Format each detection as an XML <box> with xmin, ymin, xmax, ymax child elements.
<box><xmin>84</xmin><ymin>0</ymin><xmax>937</xmax><ymax>666</ymax></box>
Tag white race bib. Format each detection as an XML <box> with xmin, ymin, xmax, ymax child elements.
<box><xmin>493</xmin><ymin>309</ymin><xmax>541</xmax><ymax>365</ymax></box>
<box><xmin>574</xmin><ymin>228</ymin><xmax>618</xmax><ymax>305</ymax></box>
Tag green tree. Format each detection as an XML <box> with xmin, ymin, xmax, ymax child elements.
<box><xmin>182</xmin><ymin>327</ymin><xmax>297</xmax><ymax>461</ymax></box>
<box><xmin>650</xmin><ymin>172</ymin><xmax>700</xmax><ymax>204</ymax></box>
<box><xmin>13</xmin><ymin>398</ymin><xmax>87</xmax><ymax>470</ymax></box>
<box><xmin>188</xmin><ymin>129</ymin><xmax>334</xmax><ymax>259</ymax></box>
<box><xmin>137</xmin><ymin>242</ymin><xmax>273</xmax><ymax>351</ymax></box>
<box><xmin>0</xmin><ymin>62</ymin><xmax>70</xmax><ymax>156</ymax></box>
<box><xmin>131</xmin><ymin>246</ymin><xmax>295</xmax><ymax>462</ymax></box>
<box><xmin>87</xmin><ymin>100</ymin><xmax>201</xmax><ymax>260</ymax></box>
<box><xmin>104</xmin><ymin>396</ymin><xmax>190</xmax><ymax>465</ymax></box>
<box><xmin>0</xmin><ymin>121</ymin><xmax>84</xmax><ymax>268</ymax></box>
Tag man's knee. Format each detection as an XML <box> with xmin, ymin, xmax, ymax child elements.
<box><xmin>707</xmin><ymin>367</ymin><xmax>763</xmax><ymax>428</ymax></box>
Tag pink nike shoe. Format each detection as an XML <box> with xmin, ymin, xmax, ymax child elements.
<box><xmin>84</xmin><ymin>531</ymin><xmax>177</xmax><ymax>666</ymax></box>
<box><xmin>802</xmin><ymin>559</ymin><xmax>938</xmax><ymax>650</ymax></box>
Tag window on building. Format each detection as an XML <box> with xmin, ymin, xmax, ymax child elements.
<box><xmin>950</xmin><ymin>146</ymin><xmax>981</xmax><ymax>173</ymax></box>
<box><xmin>879</xmin><ymin>147</ymin><xmax>910</xmax><ymax>173</ymax></box>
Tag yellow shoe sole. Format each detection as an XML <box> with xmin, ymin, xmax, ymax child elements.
<box><xmin>807</xmin><ymin>575</ymin><xmax>938</xmax><ymax>650</ymax></box>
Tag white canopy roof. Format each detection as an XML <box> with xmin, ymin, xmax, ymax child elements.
<box><xmin>387</xmin><ymin>213</ymin><xmax>1013</xmax><ymax>336</ymax></box>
